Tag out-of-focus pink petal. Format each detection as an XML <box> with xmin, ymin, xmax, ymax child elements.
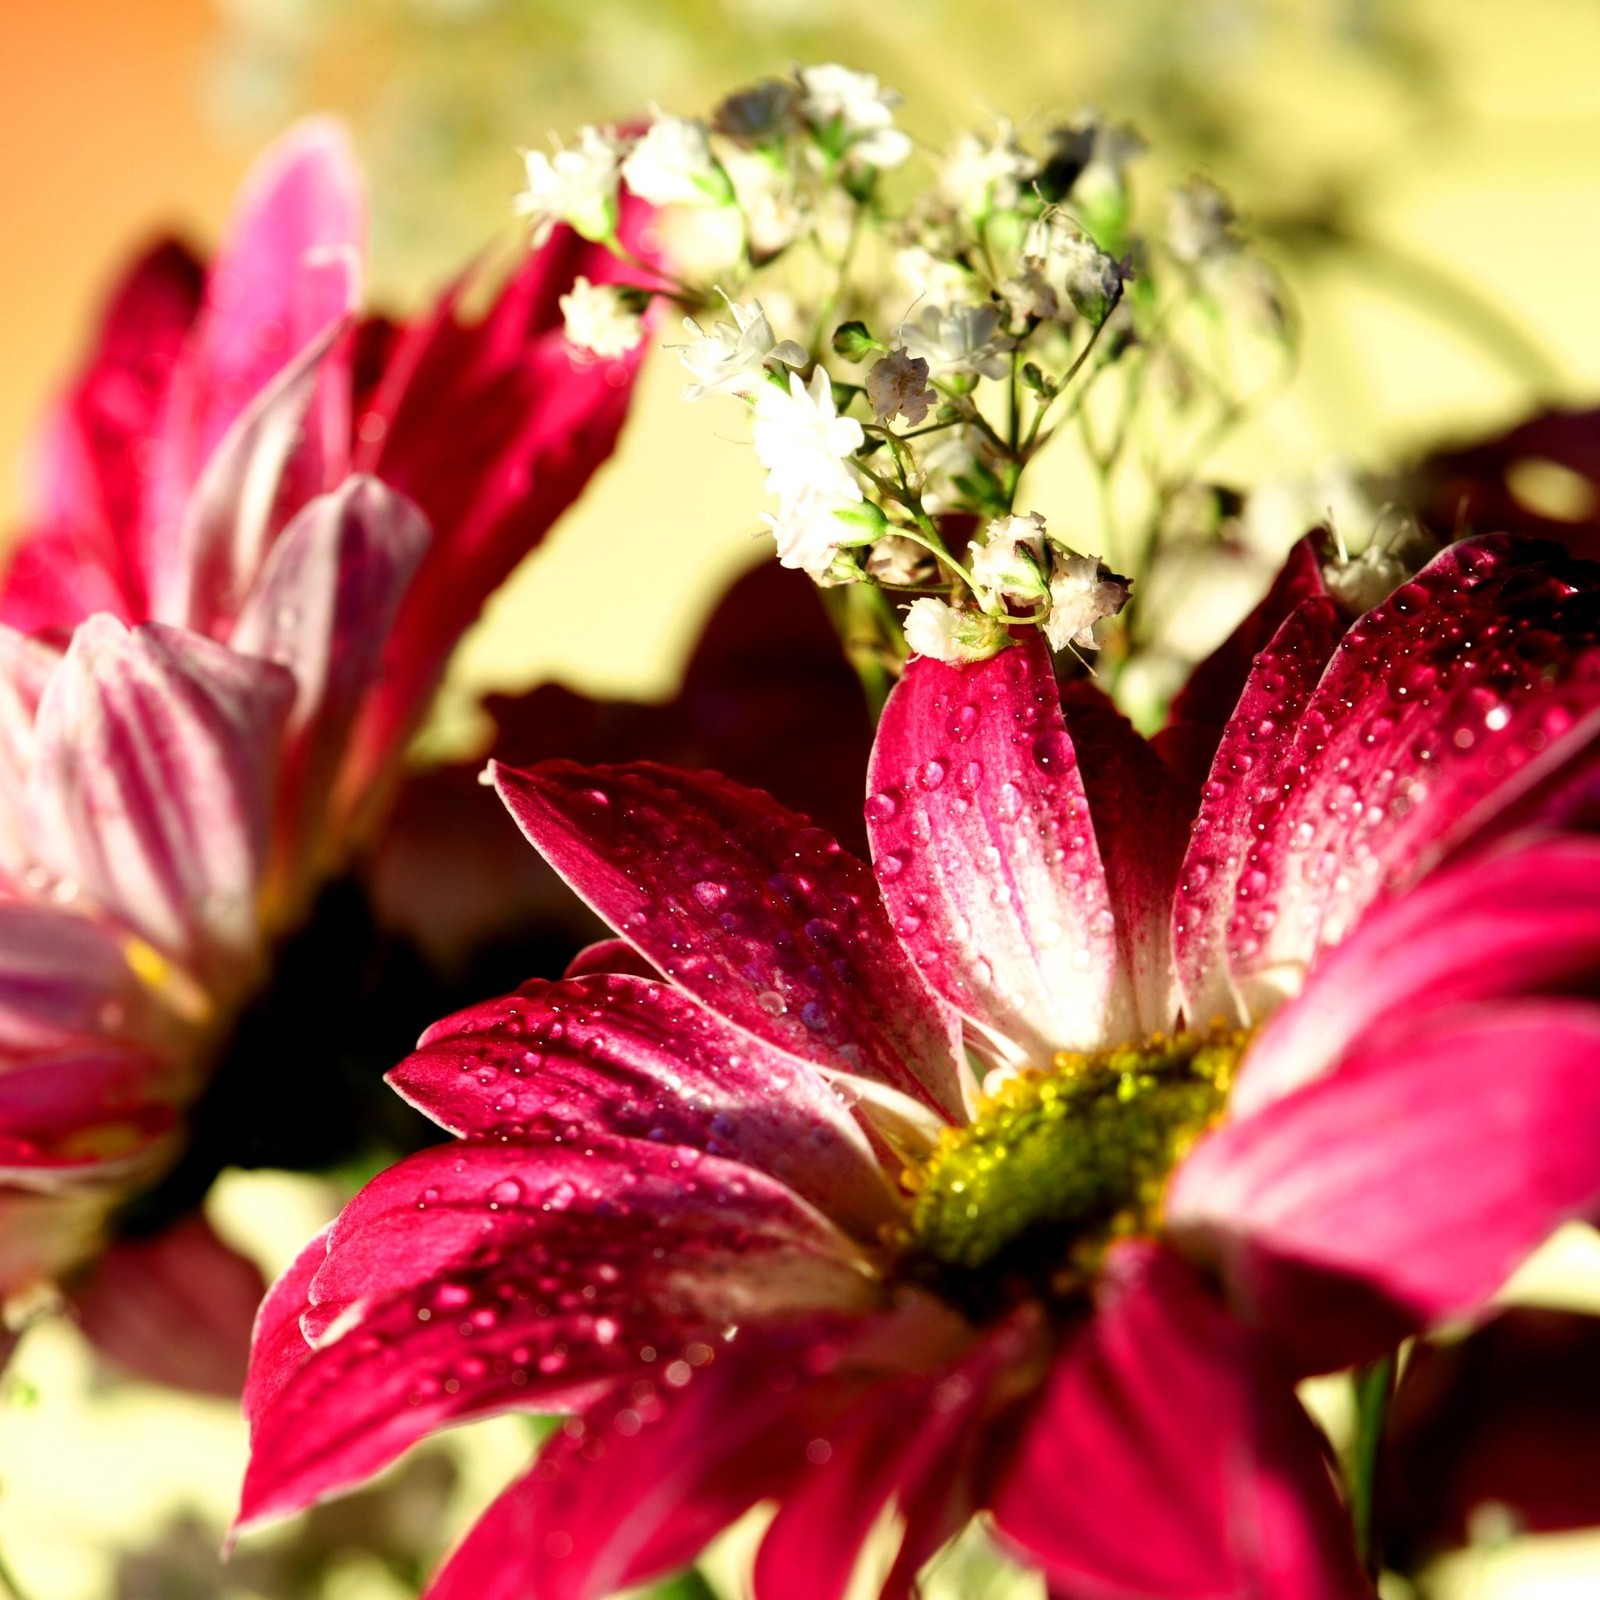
<box><xmin>867</xmin><ymin>637</ymin><xmax>1129</xmax><ymax>1061</ymax></box>
<box><xmin>237</xmin><ymin>1137</ymin><xmax>877</xmax><ymax>1533</ymax></box>
<box><xmin>3</xmin><ymin>241</ymin><xmax>204</xmax><ymax>629</ymax></box>
<box><xmin>1060</xmin><ymin>683</ymin><xmax>1191</xmax><ymax>1038</ymax></box>
<box><xmin>1227</xmin><ymin>536</ymin><xmax>1600</xmax><ymax>1015</ymax></box>
<box><xmin>0</xmin><ymin>626</ymin><xmax>62</xmax><ymax>886</ymax></box>
<box><xmin>0</xmin><ymin>904</ymin><xmax>171</xmax><ymax>1059</ymax></box>
<box><xmin>1172</xmin><ymin>594</ymin><xmax>1345</xmax><ymax>1026</ymax></box>
<box><xmin>389</xmin><ymin>974</ymin><xmax>898</xmax><ymax>1238</ymax></box>
<box><xmin>1155</xmin><ymin>534</ymin><xmax>1333</xmax><ymax>788</ymax></box>
<box><xmin>169</xmin><ymin>314</ymin><xmax>351</xmax><ymax>633</ymax></box>
<box><xmin>493</xmin><ymin>761</ymin><xmax>969</xmax><ymax>1126</ymax></box>
<box><xmin>1170</xmin><ymin>999</ymin><xmax>1600</xmax><ymax>1372</ymax></box>
<box><xmin>344</xmin><ymin>215</ymin><xmax>656</xmax><ymax>799</ymax></box>
<box><xmin>990</xmin><ymin>1241</ymin><xmax>1367</xmax><ymax>1600</ymax></box>
<box><xmin>147</xmin><ymin>121</ymin><xmax>364</xmax><ymax>606</ymax></box>
<box><xmin>232</xmin><ymin>475</ymin><xmax>428</xmax><ymax>883</ymax></box>
<box><xmin>0</xmin><ymin>1045</ymin><xmax>177</xmax><ymax>1180</ymax></box>
<box><xmin>424</xmin><ymin>1315</ymin><xmax>872</xmax><ymax>1600</ymax></box>
<box><xmin>69</xmin><ymin>1212</ymin><xmax>267</xmax><ymax>1397</ymax></box>
<box><xmin>242</xmin><ymin>1226</ymin><xmax>329</xmax><ymax>1431</ymax></box>
<box><xmin>1233</xmin><ymin>835</ymin><xmax>1600</xmax><ymax>1116</ymax></box>
<box><xmin>26</xmin><ymin>617</ymin><xmax>294</xmax><ymax>976</ymax></box>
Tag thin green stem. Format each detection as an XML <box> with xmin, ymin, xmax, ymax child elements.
<box><xmin>0</xmin><ymin>1545</ymin><xmax>35</xmax><ymax>1600</ymax></box>
<box><xmin>1350</xmin><ymin>1351</ymin><xmax>1397</xmax><ymax>1582</ymax></box>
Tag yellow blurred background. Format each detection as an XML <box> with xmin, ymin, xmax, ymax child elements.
<box><xmin>3</xmin><ymin>1</ymin><xmax>1600</xmax><ymax>1596</ymax></box>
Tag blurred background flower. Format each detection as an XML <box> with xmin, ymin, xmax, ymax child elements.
<box><xmin>3</xmin><ymin>1</ymin><xmax>1600</xmax><ymax>1597</ymax></box>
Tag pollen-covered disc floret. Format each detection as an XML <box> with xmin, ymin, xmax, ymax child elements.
<box><xmin>907</xmin><ymin>1026</ymin><xmax>1248</xmax><ymax>1287</ymax></box>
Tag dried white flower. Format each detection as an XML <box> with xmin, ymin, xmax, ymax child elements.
<box><xmin>514</xmin><ymin>126</ymin><xmax>623</xmax><ymax>243</ymax></box>
<box><xmin>998</xmin><ymin>261</ymin><xmax>1060</xmax><ymax>323</ymax></box>
<box><xmin>866</xmin><ymin>348</ymin><xmax>935</xmax><ymax>426</ymax></box>
<box><xmin>1024</xmin><ymin>216</ymin><xmax>1127</xmax><ymax>319</ymax></box>
<box><xmin>797</xmin><ymin>63</ymin><xmax>911</xmax><ymax>169</ymax></box>
<box><xmin>677</xmin><ymin>297</ymin><xmax>806</xmax><ymax>401</ymax></box>
<box><xmin>621</xmin><ymin>115</ymin><xmax>732</xmax><ymax>208</ymax></box>
<box><xmin>1043</xmin><ymin>552</ymin><xmax>1131</xmax><ymax>652</ymax></box>
<box><xmin>558</xmin><ymin>277</ymin><xmax>644</xmax><ymax>358</ymax></box>
<box><xmin>901</xmin><ymin>303</ymin><xmax>1016</xmax><ymax>381</ymax></box>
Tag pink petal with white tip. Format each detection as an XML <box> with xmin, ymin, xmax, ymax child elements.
<box><xmin>990</xmin><ymin>1241</ymin><xmax>1368</xmax><ymax>1600</ymax></box>
<box><xmin>1172</xmin><ymin>594</ymin><xmax>1345</xmax><ymax>1027</ymax></box>
<box><xmin>493</xmin><ymin>761</ymin><xmax>968</xmax><ymax>1125</ymax></box>
<box><xmin>26</xmin><ymin>617</ymin><xmax>294</xmax><ymax>977</ymax></box>
<box><xmin>1169</xmin><ymin>999</ymin><xmax>1600</xmax><ymax>1373</ymax></box>
<box><xmin>1226</xmin><ymin>537</ymin><xmax>1600</xmax><ymax>1016</ymax></box>
<box><xmin>867</xmin><ymin>637</ymin><xmax>1128</xmax><ymax>1061</ymax></box>
<box><xmin>387</xmin><ymin>973</ymin><xmax>900</xmax><ymax>1240</ymax></box>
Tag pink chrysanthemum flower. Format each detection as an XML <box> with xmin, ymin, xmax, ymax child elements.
<box><xmin>0</xmin><ymin>121</ymin><xmax>654</xmax><ymax>1315</ymax></box>
<box><xmin>240</xmin><ymin>533</ymin><xmax>1600</xmax><ymax>1598</ymax></box>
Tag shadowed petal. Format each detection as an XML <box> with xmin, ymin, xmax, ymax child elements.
<box><xmin>26</xmin><ymin>617</ymin><xmax>294</xmax><ymax>975</ymax></box>
<box><xmin>243</xmin><ymin>1226</ymin><xmax>330</xmax><ymax>1431</ymax></box>
<box><xmin>387</xmin><ymin>973</ymin><xmax>899</xmax><ymax>1239</ymax></box>
<box><xmin>1170</xmin><ymin>1000</ymin><xmax>1600</xmax><ymax>1372</ymax></box>
<box><xmin>1227</xmin><ymin>536</ymin><xmax>1600</xmax><ymax>1015</ymax></box>
<box><xmin>990</xmin><ymin>1241</ymin><xmax>1367</xmax><ymax>1600</ymax></box>
<box><xmin>237</xmin><ymin>1137</ymin><xmax>877</xmax><ymax>1533</ymax></box>
<box><xmin>867</xmin><ymin>637</ymin><xmax>1128</xmax><ymax>1060</ymax></box>
<box><xmin>493</xmin><ymin>761</ymin><xmax>968</xmax><ymax>1126</ymax></box>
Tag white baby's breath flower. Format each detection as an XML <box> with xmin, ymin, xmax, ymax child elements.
<box><xmin>902</xmin><ymin>598</ymin><xmax>1010</xmax><ymax>662</ymax></box>
<box><xmin>866</xmin><ymin>347</ymin><xmax>935</xmax><ymax>426</ymax></box>
<box><xmin>514</xmin><ymin>126</ymin><xmax>623</xmax><ymax>243</ymax></box>
<box><xmin>971</xmin><ymin>511</ymin><xmax>1051</xmax><ymax>608</ymax></box>
<box><xmin>893</xmin><ymin>246</ymin><xmax>979</xmax><ymax>306</ymax></box>
<box><xmin>998</xmin><ymin>261</ymin><xmax>1060</xmax><ymax>323</ymax></box>
<box><xmin>940</xmin><ymin>124</ymin><xmax>1037</xmax><ymax>218</ymax></box>
<box><xmin>1043</xmin><ymin>551</ymin><xmax>1131</xmax><ymax>652</ymax></box>
<box><xmin>621</xmin><ymin>115</ymin><xmax>732</xmax><ymax>208</ymax></box>
<box><xmin>762</xmin><ymin>490</ymin><xmax>862</xmax><ymax>578</ymax></box>
<box><xmin>797</xmin><ymin>63</ymin><xmax>911</xmax><ymax>169</ymax></box>
<box><xmin>901</xmin><ymin>303</ymin><xmax>1016</xmax><ymax>381</ymax></box>
<box><xmin>559</xmin><ymin>277</ymin><xmax>644</xmax><ymax>358</ymax></box>
<box><xmin>752</xmin><ymin>367</ymin><xmax>864</xmax><ymax>505</ymax></box>
<box><xmin>677</xmin><ymin>297</ymin><xmax>806</xmax><ymax>401</ymax></box>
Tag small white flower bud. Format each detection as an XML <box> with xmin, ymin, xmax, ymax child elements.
<box><xmin>514</xmin><ymin>126</ymin><xmax>623</xmax><ymax>243</ymax></box>
<box><xmin>903</xmin><ymin>598</ymin><xmax>1011</xmax><ymax>662</ymax></box>
<box><xmin>622</xmin><ymin>115</ymin><xmax>733</xmax><ymax>208</ymax></box>
<box><xmin>558</xmin><ymin>277</ymin><xmax>644</xmax><ymax>359</ymax></box>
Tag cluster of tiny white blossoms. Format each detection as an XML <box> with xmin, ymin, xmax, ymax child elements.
<box><xmin>515</xmin><ymin>65</ymin><xmax>1293</xmax><ymax>679</ymax></box>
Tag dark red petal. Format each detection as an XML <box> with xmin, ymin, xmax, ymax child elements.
<box><xmin>236</xmin><ymin>1136</ymin><xmax>876</xmax><ymax>1533</ymax></box>
<box><xmin>69</xmin><ymin>1212</ymin><xmax>267</xmax><ymax>1397</ymax></box>
<box><xmin>343</xmin><ymin>208</ymin><xmax>657</xmax><ymax>795</ymax></box>
<box><xmin>990</xmin><ymin>1241</ymin><xmax>1367</xmax><ymax>1600</ymax></box>
<box><xmin>494</xmin><ymin>760</ymin><xmax>967</xmax><ymax>1126</ymax></box>
<box><xmin>1156</xmin><ymin>533</ymin><xmax>1332</xmax><ymax>788</ymax></box>
<box><xmin>1170</xmin><ymin>999</ymin><xmax>1600</xmax><ymax>1372</ymax></box>
<box><xmin>387</xmin><ymin>973</ymin><xmax>899</xmax><ymax>1238</ymax></box>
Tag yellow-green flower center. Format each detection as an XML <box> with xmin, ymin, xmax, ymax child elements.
<box><xmin>906</xmin><ymin>1027</ymin><xmax>1247</xmax><ymax>1295</ymax></box>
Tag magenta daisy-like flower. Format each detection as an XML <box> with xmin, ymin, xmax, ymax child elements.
<box><xmin>240</xmin><ymin>533</ymin><xmax>1600</xmax><ymax>1599</ymax></box>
